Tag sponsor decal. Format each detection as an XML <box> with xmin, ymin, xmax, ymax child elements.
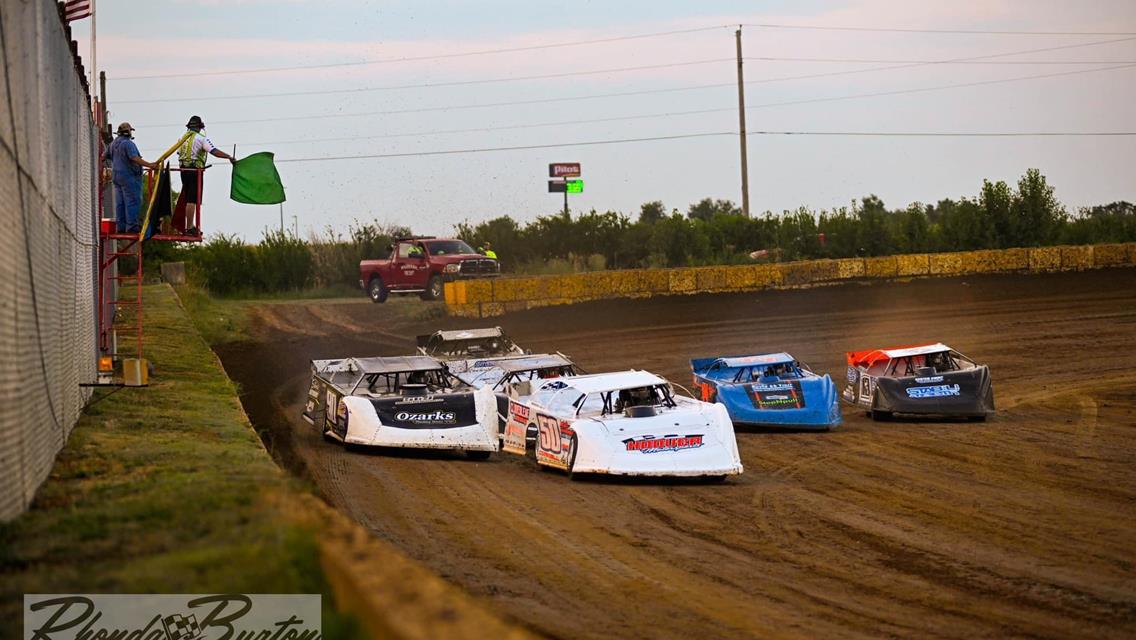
<box><xmin>914</xmin><ymin>375</ymin><xmax>944</xmax><ymax>384</ymax></box>
<box><xmin>471</xmin><ymin>360</ymin><xmax>493</xmax><ymax>369</ymax></box>
<box><xmin>906</xmin><ymin>384</ymin><xmax>961</xmax><ymax>399</ymax></box>
<box><xmin>747</xmin><ymin>380</ymin><xmax>805</xmax><ymax>410</ymax></box>
<box><xmin>623</xmin><ymin>434</ymin><xmax>705</xmax><ymax>454</ymax></box>
<box><xmin>394</xmin><ymin>396</ymin><xmax>442</xmax><ymax>405</ymax></box>
<box><xmin>394</xmin><ymin>410</ymin><xmax>458</xmax><ymax>424</ymax></box>
<box><xmin>846</xmin><ymin>367</ymin><xmax>857</xmax><ymax>383</ymax></box>
<box><xmin>510</xmin><ymin>402</ymin><xmax>531</xmax><ymax>421</ymax></box>
<box><xmin>24</xmin><ymin>594</ymin><xmax>320</xmax><ymax>640</ymax></box>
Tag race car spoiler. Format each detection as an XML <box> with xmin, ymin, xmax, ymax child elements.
<box><xmin>691</xmin><ymin>353</ymin><xmax>795</xmax><ymax>373</ymax></box>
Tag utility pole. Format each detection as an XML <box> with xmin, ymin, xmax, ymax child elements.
<box><xmin>292</xmin><ymin>215</ymin><xmax>298</xmax><ymax>237</ymax></box>
<box><xmin>735</xmin><ymin>26</ymin><xmax>750</xmax><ymax>217</ymax></box>
<box><xmin>279</xmin><ymin>203</ymin><xmax>284</xmax><ymax>234</ymax></box>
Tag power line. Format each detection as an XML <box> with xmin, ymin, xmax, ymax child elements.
<box><xmin>271</xmin><ymin>132</ymin><xmax>735</xmax><ymax>163</ymax></box>
<box><xmin>213</xmin><ymin>129</ymin><xmax>1135</xmax><ymax>166</ymax></box>
<box><xmin>749</xmin><ymin>131</ymin><xmax>1136</xmax><ymax>137</ymax></box>
<box><xmin>112</xmin><ymin>25</ymin><xmax>730</xmax><ymax>81</ymax></box>
<box><xmin>744</xmin><ymin>63</ymin><xmax>1136</xmax><ymax>111</ymax></box>
<box><xmin>748</xmin><ymin>56</ymin><xmax>1136</xmax><ymax>65</ymax></box>
<box><xmin>147</xmin><ymin>125</ymin><xmax>1135</xmax><ymax>155</ymax></box>
<box><xmin>133</xmin><ymin>37</ymin><xmax>1135</xmax><ymax>126</ymax></box>
<box><xmin>743</xmin><ymin>23</ymin><xmax>1136</xmax><ymax>36</ymax></box>
<box><xmin>121</xmin><ymin>35</ymin><xmax>1134</xmax><ymax>106</ymax></box>
<box><xmin>116</xmin><ymin>58</ymin><xmax>735</xmax><ymax>105</ymax></box>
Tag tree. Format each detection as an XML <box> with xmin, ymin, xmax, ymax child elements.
<box><xmin>687</xmin><ymin>198</ymin><xmax>741</xmax><ymax>221</ymax></box>
<box><xmin>980</xmin><ymin>179</ymin><xmax>1014</xmax><ymax>248</ymax></box>
<box><xmin>1012</xmin><ymin>168</ymin><xmax>1065</xmax><ymax>246</ymax></box>
<box><xmin>639</xmin><ymin>201</ymin><xmax>666</xmax><ymax>224</ymax></box>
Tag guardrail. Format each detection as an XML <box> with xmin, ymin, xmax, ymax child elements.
<box><xmin>445</xmin><ymin>243</ymin><xmax>1136</xmax><ymax>318</ymax></box>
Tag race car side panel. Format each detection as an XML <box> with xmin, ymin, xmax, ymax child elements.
<box><xmin>708</xmin><ymin>374</ymin><xmax>842</xmax><ymax>429</ymax></box>
<box><xmin>502</xmin><ymin>399</ymin><xmax>532</xmax><ymax>455</ymax></box>
<box><xmin>339</xmin><ymin>386</ymin><xmax>499</xmax><ymax>450</ymax></box>
<box><xmin>872</xmin><ymin>366</ymin><xmax>995</xmax><ymax>417</ymax></box>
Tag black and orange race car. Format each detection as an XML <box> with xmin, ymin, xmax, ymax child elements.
<box><xmin>842</xmin><ymin>343</ymin><xmax>994</xmax><ymax>421</ymax></box>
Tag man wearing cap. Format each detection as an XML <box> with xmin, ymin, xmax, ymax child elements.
<box><xmin>177</xmin><ymin>115</ymin><xmax>235</xmax><ymax>235</ymax></box>
<box><xmin>104</xmin><ymin>122</ymin><xmax>157</xmax><ymax>234</ymax></box>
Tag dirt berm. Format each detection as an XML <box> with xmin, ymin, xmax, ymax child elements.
<box><xmin>218</xmin><ymin>269</ymin><xmax>1136</xmax><ymax>640</ymax></box>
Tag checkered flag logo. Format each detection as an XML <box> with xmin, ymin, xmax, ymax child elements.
<box><xmin>161</xmin><ymin>613</ymin><xmax>205</xmax><ymax>640</ymax></box>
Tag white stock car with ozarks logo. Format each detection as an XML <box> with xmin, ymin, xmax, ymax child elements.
<box><xmin>301</xmin><ymin>355</ymin><xmax>498</xmax><ymax>458</ymax></box>
<box><xmin>501</xmin><ymin>370</ymin><xmax>743</xmax><ymax>479</ymax></box>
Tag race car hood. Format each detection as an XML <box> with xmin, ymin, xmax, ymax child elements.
<box><xmin>872</xmin><ymin>366</ymin><xmax>995</xmax><ymax>417</ymax></box>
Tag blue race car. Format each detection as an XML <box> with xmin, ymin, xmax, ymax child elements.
<box><xmin>690</xmin><ymin>353</ymin><xmax>841</xmax><ymax>430</ymax></box>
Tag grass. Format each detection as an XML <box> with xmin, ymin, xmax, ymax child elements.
<box><xmin>0</xmin><ymin>284</ymin><xmax>360</xmax><ymax>639</ymax></box>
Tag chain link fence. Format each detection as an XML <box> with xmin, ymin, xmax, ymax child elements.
<box><xmin>0</xmin><ymin>0</ymin><xmax>98</xmax><ymax>520</ymax></box>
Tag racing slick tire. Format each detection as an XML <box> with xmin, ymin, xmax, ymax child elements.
<box><xmin>967</xmin><ymin>415</ymin><xmax>988</xmax><ymax>422</ymax></box>
<box><xmin>368</xmin><ymin>277</ymin><xmax>388</xmax><ymax>303</ymax></box>
<box><xmin>465</xmin><ymin>450</ymin><xmax>491</xmax><ymax>461</ymax></box>
<box><xmin>871</xmin><ymin>409</ymin><xmax>893</xmax><ymax>421</ymax></box>
<box><xmin>566</xmin><ymin>435</ymin><xmax>579</xmax><ymax>481</ymax></box>
<box><xmin>421</xmin><ymin>275</ymin><xmax>444</xmax><ymax>301</ymax></box>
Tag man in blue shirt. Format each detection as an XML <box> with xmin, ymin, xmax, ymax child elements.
<box><xmin>104</xmin><ymin>122</ymin><xmax>157</xmax><ymax>233</ymax></box>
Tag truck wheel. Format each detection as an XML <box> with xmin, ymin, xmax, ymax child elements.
<box><xmin>421</xmin><ymin>275</ymin><xmax>444</xmax><ymax>301</ymax></box>
<box><xmin>368</xmin><ymin>277</ymin><xmax>388</xmax><ymax>303</ymax></box>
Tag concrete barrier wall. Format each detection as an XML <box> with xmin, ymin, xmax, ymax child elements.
<box><xmin>445</xmin><ymin>243</ymin><xmax>1136</xmax><ymax>318</ymax></box>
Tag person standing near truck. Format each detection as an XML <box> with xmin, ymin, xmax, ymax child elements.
<box><xmin>104</xmin><ymin>122</ymin><xmax>157</xmax><ymax>233</ymax></box>
<box><xmin>178</xmin><ymin>115</ymin><xmax>236</xmax><ymax>234</ymax></box>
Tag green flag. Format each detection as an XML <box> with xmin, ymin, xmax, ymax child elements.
<box><xmin>230</xmin><ymin>152</ymin><xmax>286</xmax><ymax>204</ymax></box>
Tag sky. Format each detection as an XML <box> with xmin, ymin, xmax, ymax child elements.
<box><xmin>68</xmin><ymin>0</ymin><xmax>1136</xmax><ymax>241</ymax></box>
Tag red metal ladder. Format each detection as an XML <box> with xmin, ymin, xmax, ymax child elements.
<box><xmin>99</xmin><ymin>233</ymin><xmax>144</xmax><ymax>361</ymax></box>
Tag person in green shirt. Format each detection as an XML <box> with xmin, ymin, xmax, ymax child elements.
<box><xmin>481</xmin><ymin>241</ymin><xmax>498</xmax><ymax>260</ymax></box>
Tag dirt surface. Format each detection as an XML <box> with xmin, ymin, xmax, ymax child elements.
<box><xmin>217</xmin><ymin>270</ymin><xmax>1136</xmax><ymax>639</ymax></box>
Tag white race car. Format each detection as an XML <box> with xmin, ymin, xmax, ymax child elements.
<box><xmin>416</xmin><ymin>327</ymin><xmax>525</xmax><ymax>361</ymax></box>
<box><xmin>301</xmin><ymin>355</ymin><xmax>498</xmax><ymax>458</ymax></box>
<box><xmin>501</xmin><ymin>370</ymin><xmax>743</xmax><ymax>479</ymax></box>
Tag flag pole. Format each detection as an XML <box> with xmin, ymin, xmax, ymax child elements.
<box><xmin>90</xmin><ymin>0</ymin><xmax>97</xmax><ymax>98</ymax></box>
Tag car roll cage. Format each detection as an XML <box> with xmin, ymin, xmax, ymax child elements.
<box><xmin>594</xmin><ymin>384</ymin><xmax>678</xmax><ymax>416</ymax></box>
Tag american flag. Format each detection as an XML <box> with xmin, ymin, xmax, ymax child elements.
<box><xmin>63</xmin><ymin>0</ymin><xmax>93</xmax><ymax>23</ymax></box>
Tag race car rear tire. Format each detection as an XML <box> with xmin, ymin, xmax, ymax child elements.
<box><xmin>368</xmin><ymin>277</ymin><xmax>388</xmax><ymax>303</ymax></box>
<box><xmin>967</xmin><ymin>415</ymin><xmax>987</xmax><ymax>422</ymax></box>
<box><xmin>421</xmin><ymin>275</ymin><xmax>444</xmax><ymax>301</ymax></box>
<box><xmin>566</xmin><ymin>435</ymin><xmax>579</xmax><ymax>480</ymax></box>
<box><xmin>465</xmin><ymin>450</ymin><xmax>491</xmax><ymax>461</ymax></box>
<box><xmin>871</xmin><ymin>409</ymin><xmax>893</xmax><ymax>421</ymax></box>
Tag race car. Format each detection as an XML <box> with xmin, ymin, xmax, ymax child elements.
<box><xmin>690</xmin><ymin>352</ymin><xmax>841</xmax><ymax>430</ymax></box>
<box><xmin>301</xmin><ymin>355</ymin><xmax>498</xmax><ymax>457</ymax></box>
<box><xmin>501</xmin><ymin>370</ymin><xmax>743</xmax><ymax>479</ymax></box>
<box><xmin>416</xmin><ymin>327</ymin><xmax>525</xmax><ymax>361</ymax></box>
<box><xmin>842</xmin><ymin>343</ymin><xmax>995</xmax><ymax>420</ymax></box>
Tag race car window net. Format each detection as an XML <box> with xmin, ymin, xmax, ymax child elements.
<box><xmin>603</xmin><ymin>385</ymin><xmax>677</xmax><ymax>416</ymax></box>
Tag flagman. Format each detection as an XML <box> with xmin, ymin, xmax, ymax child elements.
<box><xmin>104</xmin><ymin>122</ymin><xmax>157</xmax><ymax>234</ymax></box>
<box><xmin>177</xmin><ymin>115</ymin><xmax>235</xmax><ymax>234</ymax></box>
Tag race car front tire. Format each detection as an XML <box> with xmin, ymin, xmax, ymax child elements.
<box><xmin>465</xmin><ymin>450</ymin><xmax>491</xmax><ymax>460</ymax></box>
<box><xmin>566</xmin><ymin>435</ymin><xmax>579</xmax><ymax>480</ymax></box>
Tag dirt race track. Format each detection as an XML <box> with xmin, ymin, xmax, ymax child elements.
<box><xmin>217</xmin><ymin>270</ymin><xmax>1136</xmax><ymax>640</ymax></box>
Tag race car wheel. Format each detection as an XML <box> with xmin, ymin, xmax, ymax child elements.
<box><xmin>566</xmin><ymin>435</ymin><xmax>579</xmax><ymax>480</ymax></box>
<box><xmin>871</xmin><ymin>409</ymin><xmax>893</xmax><ymax>421</ymax></box>
<box><xmin>368</xmin><ymin>277</ymin><xmax>388</xmax><ymax>303</ymax></box>
<box><xmin>465</xmin><ymin>450</ymin><xmax>491</xmax><ymax>461</ymax></box>
<box><xmin>526</xmin><ymin>424</ymin><xmax>538</xmax><ymax>460</ymax></box>
<box><xmin>421</xmin><ymin>275</ymin><xmax>444</xmax><ymax>301</ymax></box>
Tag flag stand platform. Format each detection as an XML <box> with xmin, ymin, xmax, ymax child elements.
<box><xmin>97</xmin><ymin>156</ymin><xmax>209</xmax><ymax>387</ymax></box>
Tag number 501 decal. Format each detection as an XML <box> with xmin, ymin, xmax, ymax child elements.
<box><xmin>537</xmin><ymin>414</ymin><xmax>562</xmax><ymax>454</ymax></box>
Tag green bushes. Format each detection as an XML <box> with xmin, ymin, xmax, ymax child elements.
<box><xmin>186</xmin><ymin>221</ymin><xmax>408</xmax><ymax>295</ymax></box>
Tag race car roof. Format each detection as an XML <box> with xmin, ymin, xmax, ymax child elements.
<box><xmin>491</xmin><ymin>353</ymin><xmax>575</xmax><ymax>373</ymax></box>
<box><xmin>719</xmin><ymin>353</ymin><xmax>795</xmax><ymax>368</ymax></box>
<box><xmin>428</xmin><ymin>328</ymin><xmax>506</xmax><ymax>342</ymax></box>
<box><xmin>550</xmin><ymin>370</ymin><xmax>666</xmax><ymax>394</ymax></box>
<box><xmin>350</xmin><ymin>355</ymin><xmax>444</xmax><ymax>374</ymax></box>
<box><xmin>846</xmin><ymin>343</ymin><xmax>951</xmax><ymax>367</ymax></box>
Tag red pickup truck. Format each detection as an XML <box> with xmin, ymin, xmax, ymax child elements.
<box><xmin>359</xmin><ymin>236</ymin><xmax>500</xmax><ymax>303</ymax></box>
